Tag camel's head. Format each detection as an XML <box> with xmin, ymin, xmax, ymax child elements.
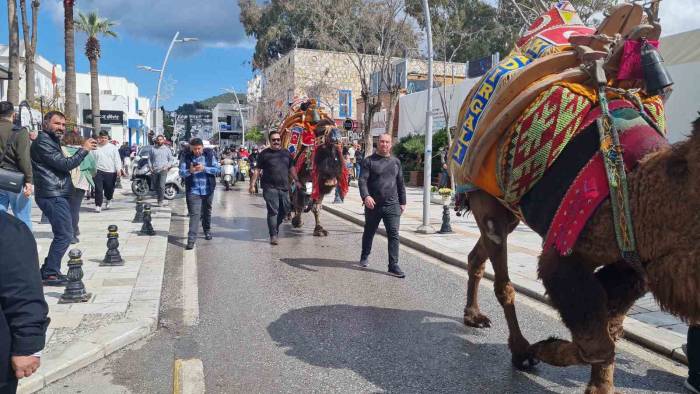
<box><xmin>313</xmin><ymin>119</ymin><xmax>344</xmax><ymax>195</ymax></box>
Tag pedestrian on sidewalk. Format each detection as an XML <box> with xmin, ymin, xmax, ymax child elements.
<box><xmin>148</xmin><ymin>135</ymin><xmax>174</xmax><ymax>207</ymax></box>
<box><xmin>0</xmin><ymin>101</ymin><xmax>34</xmax><ymax>230</ymax></box>
<box><xmin>179</xmin><ymin>138</ymin><xmax>220</xmax><ymax>250</ymax></box>
<box><xmin>91</xmin><ymin>130</ymin><xmax>122</xmax><ymax>212</ymax></box>
<box><xmin>687</xmin><ymin>325</ymin><xmax>700</xmax><ymax>393</ymax></box>
<box><xmin>358</xmin><ymin>133</ymin><xmax>407</xmax><ymax>278</ymax></box>
<box><xmin>249</xmin><ymin>131</ymin><xmax>301</xmax><ymax>245</ymax></box>
<box><xmin>31</xmin><ymin>111</ymin><xmax>97</xmax><ymax>286</ymax></box>
<box><xmin>61</xmin><ymin>132</ymin><xmax>97</xmax><ymax>244</ymax></box>
<box><xmin>0</xmin><ymin>211</ymin><xmax>50</xmax><ymax>394</ymax></box>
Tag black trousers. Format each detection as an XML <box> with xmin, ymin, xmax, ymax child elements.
<box><xmin>361</xmin><ymin>202</ymin><xmax>401</xmax><ymax>266</ymax></box>
<box><xmin>0</xmin><ymin>378</ymin><xmax>17</xmax><ymax>394</ymax></box>
<box><xmin>186</xmin><ymin>193</ymin><xmax>214</xmax><ymax>241</ymax></box>
<box><xmin>262</xmin><ymin>188</ymin><xmax>290</xmax><ymax>237</ymax></box>
<box><xmin>94</xmin><ymin>170</ymin><xmax>117</xmax><ymax>207</ymax></box>
<box><xmin>690</xmin><ymin>325</ymin><xmax>700</xmax><ymax>378</ymax></box>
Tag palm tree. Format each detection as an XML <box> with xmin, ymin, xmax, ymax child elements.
<box><xmin>75</xmin><ymin>11</ymin><xmax>117</xmax><ymax>133</ymax></box>
<box><xmin>20</xmin><ymin>0</ymin><xmax>40</xmax><ymax>104</ymax></box>
<box><xmin>63</xmin><ymin>0</ymin><xmax>76</xmax><ymax>124</ymax></box>
<box><xmin>7</xmin><ymin>0</ymin><xmax>20</xmax><ymax>104</ymax></box>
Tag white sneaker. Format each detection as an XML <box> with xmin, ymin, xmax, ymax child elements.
<box><xmin>95</xmin><ymin>206</ymin><xmax>102</xmax><ymax>213</ymax></box>
<box><xmin>105</xmin><ymin>200</ymin><xmax>111</xmax><ymax>209</ymax></box>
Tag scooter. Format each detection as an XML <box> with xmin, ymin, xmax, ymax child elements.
<box><xmin>221</xmin><ymin>158</ymin><xmax>237</xmax><ymax>191</ymax></box>
<box><xmin>131</xmin><ymin>165</ymin><xmax>183</xmax><ymax>200</ymax></box>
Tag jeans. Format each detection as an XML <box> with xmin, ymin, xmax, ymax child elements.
<box><xmin>186</xmin><ymin>192</ymin><xmax>214</xmax><ymax>241</ymax></box>
<box><xmin>361</xmin><ymin>202</ymin><xmax>401</xmax><ymax>266</ymax></box>
<box><xmin>355</xmin><ymin>162</ymin><xmax>361</xmax><ymax>179</ymax></box>
<box><xmin>263</xmin><ymin>188</ymin><xmax>290</xmax><ymax>237</ymax></box>
<box><xmin>69</xmin><ymin>189</ymin><xmax>86</xmax><ymax>236</ymax></box>
<box><xmin>94</xmin><ymin>170</ymin><xmax>117</xmax><ymax>207</ymax></box>
<box><xmin>690</xmin><ymin>325</ymin><xmax>700</xmax><ymax>379</ymax></box>
<box><xmin>0</xmin><ymin>189</ymin><xmax>32</xmax><ymax>230</ymax></box>
<box><xmin>153</xmin><ymin>170</ymin><xmax>168</xmax><ymax>202</ymax></box>
<box><xmin>36</xmin><ymin>196</ymin><xmax>73</xmax><ymax>276</ymax></box>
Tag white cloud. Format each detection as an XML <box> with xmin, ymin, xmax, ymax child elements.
<box><xmin>46</xmin><ymin>0</ymin><xmax>248</xmax><ymax>47</ymax></box>
<box><xmin>659</xmin><ymin>0</ymin><xmax>700</xmax><ymax>36</ymax></box>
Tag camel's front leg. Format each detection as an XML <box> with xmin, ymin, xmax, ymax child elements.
<box><xmin>464</xmin><ymin>239</ymin><xmax>491</xmax><ymax>328</ymax></box>
<box><xmin>312</xmin><ymin>202</ymin><xmax>328</xmax><ymax>236</ymax></box>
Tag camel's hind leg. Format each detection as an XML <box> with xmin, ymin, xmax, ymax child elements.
<box><xmin>312</xmin><ymin>202</ymin><xmax>328</xmax><ymax>236</ymax></box>
<box><xmin>468</xmin><ymin>190</ymin><xmax>533</xmax><ymax>368</ymax></box>
<box><xmin>463</xmin><ymin>239</ymin><xmax>491</xmax><ymax>328</ymax></box>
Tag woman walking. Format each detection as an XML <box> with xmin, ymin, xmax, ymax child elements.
<box><xmin>62</xmin><ymin>132</ymin><xmax>96</xmax><ymax>244</ymax></box>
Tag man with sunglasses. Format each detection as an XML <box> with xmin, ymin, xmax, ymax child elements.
<box><xmin>249</xmin><ymin>131</ymin><xmax>301</xmax><ymax>245</ymax></box>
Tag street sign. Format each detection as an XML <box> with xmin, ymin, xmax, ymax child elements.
<box><xmin>83</xmin><ymin>110</ymin><xmax>125</xmax><ymax>125</ymax></box>
<box><xmin>343</xmin><ymin>118</ymin><xmax>353</xmax><ymax>131</ymax></box>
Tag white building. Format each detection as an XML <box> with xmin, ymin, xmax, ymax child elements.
<box><xmin>212</xmin><ymin>102</ymin><xmax>251</xmax><ymax>148</ymax></box>
<box><xmin>76</xmin><ymin>73</ymin><xmax>151</xmax><ymax>146</ymax></box>
<box><xmin>0</xmin><ymin>43</ymin><xmax>65</xmax><ymax>108</ymax></box>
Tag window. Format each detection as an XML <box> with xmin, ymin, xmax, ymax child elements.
<box><xmin>338</xmin><ymin>90</ymin><xmax>352</xmax><ymax>118</ymax></box>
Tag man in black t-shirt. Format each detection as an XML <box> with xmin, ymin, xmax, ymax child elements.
<box><xmin>249</xmin><ymin>131</ymin><xmax>301</xmax><ymax>245</ymax></box>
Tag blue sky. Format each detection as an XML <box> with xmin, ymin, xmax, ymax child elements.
<box><xmin>1</xmin><ymin>0</ymin><xmax>254</xmax><ymax>110</ymax></box>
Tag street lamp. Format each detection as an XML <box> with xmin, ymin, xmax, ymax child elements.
<box><xmin>222</xmin><ymin>87</ymin><xmax>246</xmax><ymax>148</ymax></box>
<box><xmin>417</xmin><ymin>0</ymin><xmax>435</xmax><ymax>234</ymax></box>
<box><xmin>138</xmin><ymin>32</ymin><xmax>198</xmax><ymax>134</ymax></box>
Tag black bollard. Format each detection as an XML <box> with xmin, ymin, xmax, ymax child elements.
<box><xmin>101</xmin><ymin>225</ymin><xmax>124</xmax><ymax>266</ymax></box>
<box><xmin>438</xmin><ymin>205</ymin><xmax>454</xmax><ymax>234</ymax></box>
<box><xmin>115</xmin><ymin>177</ymin><xmax>122</xmax><ymax>189</ymax></box>
<box><xmin>139</xmin><ymin>203</ymin><xmax>156</xmax><ymax>236</ymax></box>
<box><xmin>133</xmin><ymin>196</ymin><xmax>144</xmax><ymax>223</ymax></box>
<box><xmin>59</xmin><ymin>249</ymin><xmax>92</xmax><ymax>303</ymax></box>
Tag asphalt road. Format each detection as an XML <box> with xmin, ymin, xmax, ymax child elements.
<box><xmin>40</xmin><ymin>185</ymin><xmax>688</xmax><ymax>394</ymax></box>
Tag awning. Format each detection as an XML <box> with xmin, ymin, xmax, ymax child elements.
<box><xmin>0</xmin><ymin>65</ymin><xmax>11</xmax><ymax>80</ymax></box>
<box><xmin>128</xmin><ymin>119</ymin><xmax>144</xmax><ymax>129</ymax></box>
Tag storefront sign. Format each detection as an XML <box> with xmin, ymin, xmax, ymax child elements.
<box><xmin>83</xmin><ymin>110</ymin><xmax>125</xmax><ymax>125</ymax></box>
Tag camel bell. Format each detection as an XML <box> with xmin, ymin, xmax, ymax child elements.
<box><xmin>641</xmin><ymin>41</ymin><xmax>673</xmax><ymax>95</ymax></box>
<box><xmin>310</xmin><ymin>109</ymin><xmax>321</xmax><ymax>125</ymax></box>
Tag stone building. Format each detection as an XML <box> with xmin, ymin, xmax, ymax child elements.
<box><xmin>254</xmin><ymin>48</ymin><xmax>466</xmax><ymax>137</ymax></box>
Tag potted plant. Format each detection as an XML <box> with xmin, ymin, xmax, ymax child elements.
<box><xmin>438</xmin><ymin>187</ymin><xmax>453</xmax><ymax>205</ymax></box>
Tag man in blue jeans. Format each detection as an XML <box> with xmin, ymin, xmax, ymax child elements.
<box><xmin>0</xmin><ymin>101</ymin><xmax>34</xmax><ymax>229</ymax></box>
<box><xmin>31</xmin><ymin>111</ymin><xmax>96</xmax><ymax>286</ymax></box>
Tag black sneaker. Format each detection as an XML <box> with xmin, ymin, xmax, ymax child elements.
<box><xmin>686</xmin><ymin>375</ymin><xmax>700</xmax><ymax>394</ymax></box>
<box><xmin>359</xmin><ymin>258</ymin><xmax>369</xmax><ymax>268</ymax></box>
<box><xmin>204</xmin><ymin>232</ymin><xmax>213</xmax><ymax>240</ymax></box>
<box><xmin>42</xmin><ymin>274</ymin><xmax>69</xmax><ymax>286</ymax></box>
<box><xmin>185</xmin><ymin>240</ymin><xmax>195</xmax><ymax>250</ymax></box>
<box><xmin>388</xmin><ymin>264</ymin><xmax>405</xmax><ymax>278</ymax></box>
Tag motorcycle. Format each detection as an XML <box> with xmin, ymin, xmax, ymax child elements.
<box><xmin>131</xmin><ymin>163</ymin><xmax>183</xmax><ymax>200</ymax></box>
<box><xmin>220</xmin><ymin>158</ymin><xmax>237</xmax><ymax>191</ymax></box>
<box><xmin>237</xmin><ymin>157</ymin><xmax>250</xmax><ymax>182</ymax></box>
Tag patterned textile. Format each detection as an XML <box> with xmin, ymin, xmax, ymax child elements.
<box><xmin>642</xmin><ymin>96</ymin><xmax>666</xmax><ymax>135</ymax></box>
<box><xmin>497</xmin><ymin>85</ymin><xmax>592</xmax><ymax>207</ymax></box>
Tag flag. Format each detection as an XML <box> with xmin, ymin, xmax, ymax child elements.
<box><xmin>51</xmin><ymin>65</ymin><xmax>57</xmax><ymax>86</ymax></box>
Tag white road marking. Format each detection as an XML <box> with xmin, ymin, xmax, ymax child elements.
<box><xmin>182</xmin><ymin>216</ymin><xmax>200</xmax><ymax>326</ymax></box>
<box><xmin>173</xmin><ymin>358</ymin><xmax>205</xmax><ymax>394</ymax></box>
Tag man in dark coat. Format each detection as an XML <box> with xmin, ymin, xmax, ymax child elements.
<box><xmin>0</xmin><ymin>212</ymin><xmax>50</xmax><ymax>393</ymax></box>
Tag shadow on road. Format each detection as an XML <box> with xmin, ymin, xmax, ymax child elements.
<box><xmin>267</xmin><ymin>305</ymin><xmax>683</xmax><ymax>393</ymax></box>
<box><xmin>279</xmin><ymin>258</ymin><xmax>393</xmax><ymax>277</ymax></box>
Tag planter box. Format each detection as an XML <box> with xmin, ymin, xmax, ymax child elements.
<box><xmin>408</xmin><ymin>170</ymin><xmax>424</xmax><ymax>187</ymax></box>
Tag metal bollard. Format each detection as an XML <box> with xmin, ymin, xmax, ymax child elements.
<box><xmin>59</xmin><ymin>249</ymin><xmax>92</xmax><ymax>303</ymax></box>
<box><xmin>437</xmin><ymin>205</ymin><xmax>454</xmax><ymax>234</ymax></box>
<box><xmin>101</xmin><ymin>225</ymin><xmax>124</xmax><ymax>266</ymax></box>
<box><xmin>139</xmin><ymin>203</ymin><xmax>156</xmax><ymax>236</ymax></box>
<box><xmin>133</xmin><ymin>196</ymin><xmax>144</xmax><ymax>223</ymax></box>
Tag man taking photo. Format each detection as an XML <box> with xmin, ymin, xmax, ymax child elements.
<box><xmin>249</xmin><ymin>131</ymin><xmax>301</xmax><ymax>245</ymax></box>
<box><xmin>31</xmin><ymin>111</ymin><xmax>96</xmax><ymax>286</ymax></box>
<box><xmin>179</xmin><ymin>138</ymin><xmax>220</xmax><ymax>250</ymax></box>
<box><xmin>358</xmin><ymin>133</ymin><xmax>406</xmax><ymax>278</ymax></box>
<box><xmin>148</xmin><ymin>134</ymin><xmax>174</xmax><ymax>207</ymax></box>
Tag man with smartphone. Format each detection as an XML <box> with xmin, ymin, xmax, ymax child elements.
<box><xmin>179</xmin><ymin>138</ymin><xmax>220</xmax><ymax>250</ymax></box>
<box><xmin>31</xmin><ymin>111</ymin><xmax>97</xmax><ymax>286</ymax></box>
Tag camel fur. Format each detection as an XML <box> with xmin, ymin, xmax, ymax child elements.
<box><xmin>462</xmin><ymin>114</ymin><xmax>700</xmax><ymax>394</ymax></box>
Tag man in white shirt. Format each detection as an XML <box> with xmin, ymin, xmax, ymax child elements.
<box><xmin>91</xmin><ymin>131</ymin><xmax>122</xmax><ymax>212</ymax></box>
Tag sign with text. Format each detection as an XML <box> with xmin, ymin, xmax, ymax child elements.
<box><xmin>83</xmin><ymin>110</ymin><xmax>124</xmax><ymax>125</ymax></box>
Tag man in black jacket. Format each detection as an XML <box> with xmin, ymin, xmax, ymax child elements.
<box><xmin>31</xmin><ymin>111</ymin><xmax>96</xmax><ymax>286</ymax></box>
<box><xmin>358</xmin><ymin>133</ymin><xmax>407</xmax><ymax>278</ymax></box>
<box><xmin>0</xmin><ymin>211</ymin><xmax>50</xmax><ymax>393</ymax></box>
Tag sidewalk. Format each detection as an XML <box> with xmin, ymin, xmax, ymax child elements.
<box><xmin>18</xmin><ymin>181</ymin><xmax>171</xmax><ymax>393</ymax></box>
<box><xmin>323</xmin><ymin>185</ymin><xmax>689</xmax><ymax>364</ymax></box>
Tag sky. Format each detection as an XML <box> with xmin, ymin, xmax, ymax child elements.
<box><xmin>1</xmin><ymin>0</ymin><xmax>699</xmax><ymax>111</ymax></box>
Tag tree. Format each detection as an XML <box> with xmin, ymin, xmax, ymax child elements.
<box><xmin>75</xmin><ymin>10</ymin><xmax>117</xmax><ymax>133</ymax></box>
<box><xmin>162</xmin><ymin>107</ymin><xmax>173</xmax><ymax>140</ymax></box>
<box><xmin>183</xmin><ymin>115</ymin><xmax>192</xmax><ymax>141</ymax></box>
<box><xmin>7</xmin><ymin>0</ymin><xmax>20</xmax><ymax>104</ymax></box>
<box><xmin>19</xmin><ymin>0</ymin><xmax>39</xmax><ymax>104</ymax></box>
<box><xmin>245</xmin><ymin>126</ymin><xmax>265</xmax><ymax>145</ymax></box>
<box><xmin>63</xmin><ymin>0</ymin><xmax>77</xmax><ymax>124</ymax></box>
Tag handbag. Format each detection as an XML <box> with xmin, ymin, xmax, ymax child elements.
<box><xmin>0</xmin><ymin>128</ymin><xmax>26</xmax><ymax>193</ymax></box>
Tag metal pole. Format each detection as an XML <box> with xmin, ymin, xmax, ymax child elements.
<box><xmin>230</xmin><ymin>88</ymin><xmax>246</xmax><ymax>147</ymax></box>
<box><xmin>417</xmin><ymin>0</ymin><xmax>435</xmax><ymax>234</ymax></box>
<box><xmin>154</xmin><ymin>31</ymin><xmax>180</xmax><ymax>134</ymax></box>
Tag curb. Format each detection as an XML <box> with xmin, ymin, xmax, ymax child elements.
<box><xmin>322</xmin><ymin>204</ymin><xmax>689</xmax><ymax>366</ymax></box>
<box><xmin>19</xmin><ymin>202</ymin><xmax>171</xmax><ymax>393</ymax></box>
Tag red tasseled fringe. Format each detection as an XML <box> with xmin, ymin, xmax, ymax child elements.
<box><xmin>311</xmin><ymin>145</ymin><xmax>348</xmax><ymax>201</ymax></box>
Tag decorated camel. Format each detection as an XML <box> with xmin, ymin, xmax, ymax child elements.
<box><xmin>447</xmin><ymin>2</ymin><xmax>699</xmax><ymax>393</ymax></box>
<box><xmin>279</xmin><ymin>99</ymin><xmax>348</xmax><ymax>236</ymax></box>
